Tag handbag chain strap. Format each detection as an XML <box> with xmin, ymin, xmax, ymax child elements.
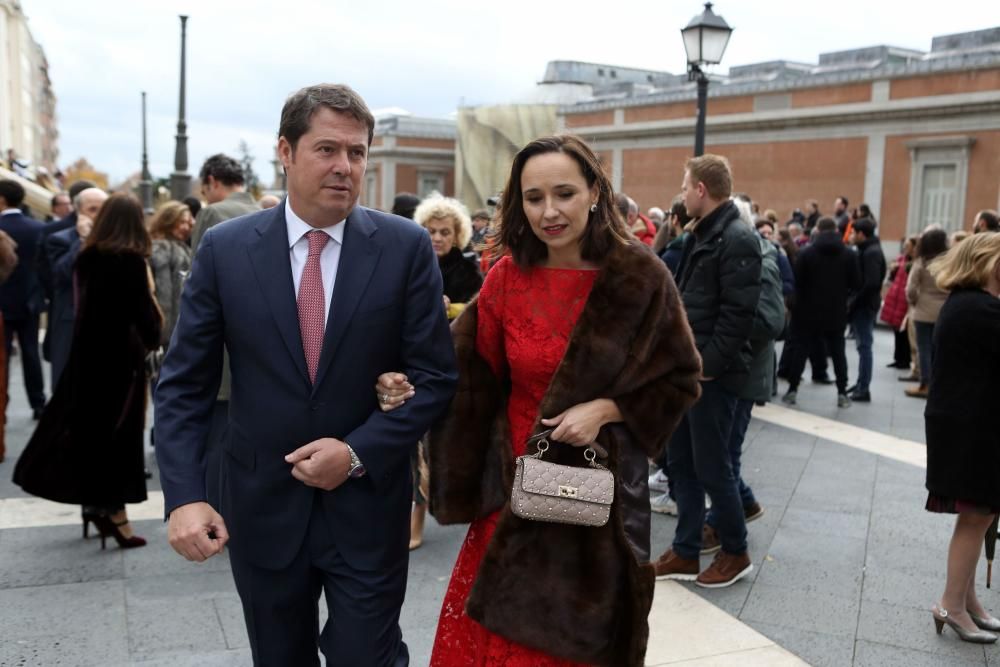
<box><xmin>528</xmin><ymin>430</ymin><xmax>607</xmax><ymax>470</ymax></box>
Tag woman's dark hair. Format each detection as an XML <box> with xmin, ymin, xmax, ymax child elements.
<box><xmin>85</xmin><ymin>193</ymin><xmax>152</xmax><ymax>257</ymax></box>
<box><xmin>858</xmin><ymin>203</ymin><xmax>874</xmax><ymax>222</ymax></box>
<box><xmin>183</xmin><ymin>195</ymin><xmax>202</xmax><ymax>219</ymax></box>
<box><xmin>493</xmin><ymin>134</ymin><xmax>630</xmax><ymax>267</ymax></box>
<box><xmin>777</xmin><ymin>228</ymin><xmax>797</xmax><ymax>263</ymax></box>
<box><xmin>917</xmin><ymin>228</ymin><xmax>948</xmax><ymax>261</ymax></box>
<box><xmin>669</xmin><ymin>195</ymin><xmax>691</xmax><ymax>229</ymax></box>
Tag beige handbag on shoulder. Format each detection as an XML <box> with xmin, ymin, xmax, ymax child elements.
<box><xmin>511</xmin><ymin>430</ymin><xmax>614</xmax><ymax>527</ymax></box>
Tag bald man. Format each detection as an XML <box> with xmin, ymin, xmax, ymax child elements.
<box><xmin>258</xmin><ymin>194</ymin><xmax>281</xmax><ymax>209</ymax></box>
<box><xmin>46</xmin><ymin>187</ymin><xmax>108</xmax><ymax>386</ymax></box>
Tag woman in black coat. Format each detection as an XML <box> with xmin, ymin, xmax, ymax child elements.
<box><xmin>924</xmin><ymin>232</ymin><xmax>1000</xmax><ymax>643</ymax></box>
<box><xmin>14</xmin><ymin>194</ymin><xmax>162</xmax><ymax>549</ymax></box>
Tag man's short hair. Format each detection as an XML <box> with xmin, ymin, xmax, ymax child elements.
<box><xmin>837</xmin><ymin>195</ymin><xmax>850</xmax><ymax>208</ymax></box>
<box><xmin>853</xmin><ymin>217</ymin><xmax>875</xmax><ymax>237</ymax></box>
<box><xmin>280</xmin><ymin>83</ymin><xmax>375</xmax><ymax>150</ymax></box>
<box><xmin>68</xmin><ymin>180</ymin><xmax>97</xmax><ymax>200</ymax></box>
<box><xmin>471</xmin><ymin>209</ymin><xmax>491</xmax><ymax>222</ymax></box>
<box><xmin>51</xmin><ymin>192</ymin><xmax>70</xmax><ymax>207</ymax></box>
<box><xmin>0</xmin><ymin>179</ymin><xmax>25</xmax><ymax>208</ymax></box>
<box><xmin>976</xmin><ymin>209</ymin><xmax>1000</xmax><ymax>232</ymax></box>
<box><xmin>199</xmin><ymin>154</ymin><xmax>245</xmax><ymax>186</ymax></box>
<box><xmin>685</xmin><ymin>155</ymin><xmax>733</xmax><ymax>200</ymax></box>
<box><xmin>816</xmin><ymin>216</ymin><xmax>837</xmax><ymax>233</ymax></box>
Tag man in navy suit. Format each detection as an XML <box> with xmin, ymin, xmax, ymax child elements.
<box><xmin>0</xmin><ymin>179</ymin><xmax>47</xmax><ymax>417</ymax></box>
<box><xmin>155</xmin><ymin>84</ymin><xmax>457</xmax><ymax>666</ymax></box>
<box><xmin>43</xmin><ymin>187</ymin><xmax>107</xmax><ymax>387</ymax></box>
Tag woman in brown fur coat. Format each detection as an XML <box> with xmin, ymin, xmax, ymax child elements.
<box><xmin>377</xmin><ymin>135</ymin><xmax>702</xmax><ymax>666</ymax></box>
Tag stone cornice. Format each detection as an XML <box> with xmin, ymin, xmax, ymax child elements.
<box><xmin>564</xmin><ymin>54</ymin><xmax>1000</xmax><ymax>114</ymax></box>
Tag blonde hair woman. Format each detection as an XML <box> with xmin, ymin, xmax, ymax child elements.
<box><xmin>148</xmin><ymin>201</ymin><xmax>193</xmax><ymax>347</ymax></box>
<box><xmin>924</xmin><ymin>232</ymin><xmax>1000</xmax><ymax>643</ymax></box>
<box><xmin>414</xmin><ymin>193</ymin><xmax>482</xmax><ymax>319</ymax></box>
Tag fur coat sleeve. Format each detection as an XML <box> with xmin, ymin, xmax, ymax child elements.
<box><xmin>428</xmin><ymin>241</ymin><xmax>701</xmax><ymax>666</ymax></box>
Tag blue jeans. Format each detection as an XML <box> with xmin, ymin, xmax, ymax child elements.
<box><xmin>706</xmin><ymin>399</ymin><xmax>757</xmax><ymax>529</ymax></box>
<box><xmin>667</xmin><ymin>380</ymin><xmax>747</xmax><ymax>559</ymax></box>
<box><xmin>915</xmin><ymin>321</ymin><xmax>935</xmax><ymax>387</ymax></box>
<box><xmin>850</xmin><ymin>308</ymin><xmax>876</xmax><ymax>392</ymax></box>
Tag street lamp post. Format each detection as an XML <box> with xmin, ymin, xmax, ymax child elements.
<box><xmin>169</xmin><ymin>15</ymin><xmax>191</xmax><ymax>200</ymax></box>
<box><xmin>681</xmin><ymin>2</ymin><xmax>733</xmax><ymax>156</ymax></box>
<box><xmin>139</xmin><ymin>91</ymin><xmax>154</xmax><ymax>213</ymax></box>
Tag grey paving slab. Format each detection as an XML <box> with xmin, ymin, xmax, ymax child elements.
<box><xmin>856</xmin><ymin>599</ymin><xmax>991</xmax><ymax>662</ymax></box>
<box><xmin>126</xmin><ymin>598</ymin><xmax>228</xmax><ymax>661</ymax></box>
<box><xmin>756</xmin><ymin>554</ymin><xmax>865</xmax><ymax>600</ymax></box>
<box><xmin>741</xmin><ymin>582</ymin><xmax>861</xmax><ymax>638</ymax></box>
<box><xmin>779</xmin><ymin>507</ymin><xmax>871</xmax><ymax>542</ymax></box>
<box><xmin>750</xmin><ymin>621</ymin><xmax>856</xmax><ymax>667</ymax></box>
<box><xmin>124</xmin><ymin>569</ymin><xmax>239</xmax><ymax>605</ymax></box>
<box><xmin>130</xmin><ymin>648</ymin><xmax>252</xmax><ymax>666</ymax></box>
<box><xmin>853</xmin><ymin>639</ymin><xmax>987</xmax><ymax>667</ymax></box>
<box><xmin>0</xmin><ymin>523</ymin><xmax>125</xmax><ymax>588</ymax></box>
<box><xmin>211</xmin><ymin>597</ymin><xmax>249</xmax><ymax>651</ymax></box>
<box><xmin>0</xmin><ymin>630</ymin><xmax>130</xmax><ymax>667</ymax></box>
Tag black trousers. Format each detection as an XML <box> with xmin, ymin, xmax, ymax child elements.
<box><xmin>228</xmin><ymin>494</ymin><xmax>410</xmax><ymax>667</ymax></box>
<box><xmin>893</xmin><ymin>328</ymin><xmax>911</xmax><ymax>367</ymax></box>
<box><xmin>787</xmin><ymin>325</ymin><xmax>849</xmax><ymax>394</ymax></box>
<box><xmin>4</xmin><ymin>315</ymin><xmax>45</xmax><ymax>409</ymax></box>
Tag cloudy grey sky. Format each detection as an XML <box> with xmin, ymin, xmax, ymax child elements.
<box><xmin>22</xmin><ymin>0</ymin><xmax>1000</xmax><ymax>185</ymax></box>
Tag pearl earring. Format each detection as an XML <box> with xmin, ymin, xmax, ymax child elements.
<box><xmin>590</xmin><ymin>203</ymin><xmax>597</xmax><ymax>212</ymax></box>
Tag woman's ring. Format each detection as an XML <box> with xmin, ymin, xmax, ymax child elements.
<box><xmin>380</xmin><ymin>393</ymin><xmax>390</xmax><ymax>403</ymax></box>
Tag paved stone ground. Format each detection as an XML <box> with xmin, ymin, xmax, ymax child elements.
<box><xmin>0</xmin><ymin>329</ymin><xmax>998</xmax><ymax>666</ymax></box>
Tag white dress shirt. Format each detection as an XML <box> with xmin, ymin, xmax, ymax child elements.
<box><xmin>285</xmin><ymin>199</ymin><xmax>344</xmax><ymax>328</ymax></box>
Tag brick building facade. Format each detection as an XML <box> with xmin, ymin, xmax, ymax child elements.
<box><xmin>365</xmin><ymin>113</ymin><xmax>456</xmax><ymax>211</ymax></box>
<box><xmin>556</xmin><ymin>28</ymin><xmax>1000</xmax><ymax>243</ymax></box>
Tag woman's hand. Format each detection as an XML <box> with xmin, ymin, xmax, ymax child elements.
<box><xmin>375</xmin><ymin>372</ymin><xmax>414</xmax><ymax>412</ymax></box>
<box><xmin>540</xmin><ymin>399</ymin><xmax>622</xmax><ymax>447</ymax></box>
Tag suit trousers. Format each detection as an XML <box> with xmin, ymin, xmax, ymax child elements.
<box><xmin>228</xmin><ymin>493</ymin><xmax>410</xmax><ymax>667</ymax></box>
<box><xmin>4</xmin><ymin>315</ymin><xmax>45</xmax><ymax>409</ymax></box>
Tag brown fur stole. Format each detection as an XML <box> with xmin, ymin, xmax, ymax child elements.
<box><xmin>428</xmin><ymin>241</ymin><xmax>702</xmax><ymax>666</ymax></box>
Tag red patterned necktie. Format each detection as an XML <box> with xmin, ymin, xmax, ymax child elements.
<box><xmin>298</xmin><ymin>230</ymin><xmax>330</xmax><ymax>384</ymax></box>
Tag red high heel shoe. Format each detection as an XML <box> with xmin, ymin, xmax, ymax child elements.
<box><xmin>92</xmin><ymin>515</ymin><xmax>147</xmax><ymax>550</ymax></box>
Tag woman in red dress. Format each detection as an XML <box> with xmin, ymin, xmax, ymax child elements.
<box><xmin>378</xmin><ymin>135</ymin><xmax>701</xmax><ymax>666</ymax></box>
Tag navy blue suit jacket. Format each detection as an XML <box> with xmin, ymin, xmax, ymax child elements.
<box><xmin>0</xmin><ymin>212</ymin><xmax>45</xmax><ymax>320</ymax></box>
<box><xmin>155</xmin><ymin>203</ymin><xmax>458</xmax><ymax>571</ymax></box>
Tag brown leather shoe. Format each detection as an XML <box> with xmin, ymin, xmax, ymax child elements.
<box><xmin>695</xmin><ymin>550</ymin><xmax>753</xmax><ymax>588</ymax></box>
<box><xmin>905</xmin><ymin>385</ymin><xmax>929</xmax><ymax>399</ymax></box>
<box><xmin>700</xmin><ymin>524</ymin><xmax>721</xmax><ymax>555</ymax></box>
<box><xmin>744</xmin><ymin>501</ymin><xmax>765</xmax><ymax>523</ymax></box>
<box><xmin>654</xmin><ymin>549</ymin><xmax>699</xmax><ymax>581</ymax></box>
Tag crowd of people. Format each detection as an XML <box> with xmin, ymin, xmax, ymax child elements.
<box><xmin>0</xmin><ymin>79</ymin><xmax>997</xmax><ymax>665</ymax></box>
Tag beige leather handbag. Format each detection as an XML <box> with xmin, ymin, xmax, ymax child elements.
<box><xmin>511</xmin><ymin>430</ymin><xmax>614</xmax><ymax>527</ymax></box>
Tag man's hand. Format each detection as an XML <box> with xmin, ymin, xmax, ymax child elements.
<box><xmin>76</xmin><ymin>214</ymin><xmax>94</xmax><ymax>239</ymax></box>
<box><xmin>285</xmin><ymin>438</ymin><xmax>352</xmax><ymax>491</ymax></box>
<box><xmin>168</xmin><ymin>502</ymin><xmax>229</xmax><ymax>562</ymax></box>
<box><xmin>375</xmin><ymin>372</ymin><xmax>414</xmax><ymax>413</ymax></box>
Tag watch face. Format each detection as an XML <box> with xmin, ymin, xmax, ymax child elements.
<box><xmin>349</xmin><ymin>464</ymin><xmax>366</xmax><ymax>478</ymax></box>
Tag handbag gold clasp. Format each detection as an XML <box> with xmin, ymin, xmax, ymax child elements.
<box><xmin>558</xmin><ymin>485</ymin><xmax>579</xmax><ymax>498</ymax></box>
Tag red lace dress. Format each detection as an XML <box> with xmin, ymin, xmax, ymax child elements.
<box><xmin>430</xmin><ymin>256</ymin><xmax>597</xmax><ymax>667</ymax></box>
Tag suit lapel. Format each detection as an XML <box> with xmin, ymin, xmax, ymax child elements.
<box><xmin>311</xmin><ymin>207</ymin><xmax>380</xmax><ymax>393</ymax></box>
<box><xmin>246</xmin><ymin>206</ymin><xmax>310</xmax><ymax>386</ymax></box>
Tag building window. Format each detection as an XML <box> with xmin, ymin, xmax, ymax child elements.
<box><xmin>597</xmin><ymin>68</ymin><xmax>605</xmax><ymax>76</ymax></box>
<box><xmin>418</xmin><ymin>171</ymin><xmax>445</xmax><ymax>198</ymax></box>
<box><xmin>918</xmin><ymin>164</ymin><xmax>958</xmax><ymax>231</ymax></box>
<box><xmin>905</xmin><ymin>136</ymin><xmax>975</xmax><ymax>235</ymax></box>
<box><xmin>610</xmin><ymin>70</ymin><xmax>617</xmax><ymax>78</ymax></box>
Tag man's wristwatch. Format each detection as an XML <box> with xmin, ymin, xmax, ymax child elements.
<box><xmin>344</xmin><ymin>443</ymin><xmax>366</xmax><ymax>479</ymax></box>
